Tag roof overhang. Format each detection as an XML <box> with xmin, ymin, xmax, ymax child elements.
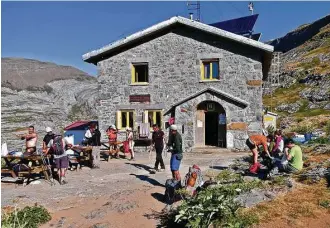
<box><xmin>163</xmin><ymin>87</ymin><xmax>250</xmax><ymax>116</ymax></box>
<box><xmin>83</xmin><ymin>16</ymin><xmax>274</xmax><ymax>65</ymax></box>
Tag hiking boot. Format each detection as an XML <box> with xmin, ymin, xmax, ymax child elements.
<box><xmin>249</xmin><ymin>164</ymin><xmax>259</xmax><ymax>174</ymax></box>
<box><xmin>60</xmin><ymin>177</ymin><xmax>67</xmax><ymax>185</ymax></box>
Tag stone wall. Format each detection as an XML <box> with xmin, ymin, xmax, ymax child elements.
<box><xmin>97</xmin><ymin>26</ymin><xmax>264</xmax><ymax>150</ymax></box>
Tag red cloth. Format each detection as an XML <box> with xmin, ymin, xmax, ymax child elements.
<box><xmin>169</xmin><ymin>117</ymin><xmax>175</xmax><ymax>125</ymax></box>
<box><xmin>122</xmin><ymin>141</ymin><xmax>130</xmax><ymax>154</ymax></box>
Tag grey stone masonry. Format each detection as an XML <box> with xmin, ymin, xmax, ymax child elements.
<box><xmin>97</xmin><ymin>26</ymin><xmax>265</xmax><ymax>151</ymax></box>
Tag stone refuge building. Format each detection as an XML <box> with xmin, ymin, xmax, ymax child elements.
<box><xmin>83</xmin><ymin>16</ymin><xmax>274</xmax><ymax>151</ymax></box>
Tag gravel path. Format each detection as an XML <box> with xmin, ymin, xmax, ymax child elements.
<box><xmin>1</xmin><ymin>150</ymin><xmax>247</xmax><ymax>228</ymax></box>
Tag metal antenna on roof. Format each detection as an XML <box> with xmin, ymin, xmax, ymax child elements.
<box><xmin>187</xmin><ymin>1</ymin><xmax>201</xmax><ymax>22</ymax></box>
<box><xmin>248</xmin><ymin>2</ymin><xmax>254</xmax><ymax>15</ymax></box>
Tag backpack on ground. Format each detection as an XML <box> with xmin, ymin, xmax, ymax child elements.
<box><xmin>52</xmin><ymin>135</ymin><xmax>65</xmax><ymax>156</ymax></box>
<box><xmin>183</xmin><ymin>164</ymin><xmax>204</xmax><ymax>196</ymax></box>
<box><xmin>164</xmin><ymin>179</ymin><xmax>182</xmax><ymax>205</ymax></box>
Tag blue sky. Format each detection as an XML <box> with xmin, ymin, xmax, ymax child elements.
<box><xmin>2</xmin><ymin>1</ymin><xmax>330</xmax><ymax>76</ymax></box>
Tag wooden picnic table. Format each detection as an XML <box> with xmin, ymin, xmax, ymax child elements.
<box><xmin>1</xmin><ymin>154</ymin><xmax>50</xmax><ymax>184</ymax></box>
<box><xmin>69</xmin><ymin>146</ymin><xmax>93</xmax><ymax>168</ymax></box>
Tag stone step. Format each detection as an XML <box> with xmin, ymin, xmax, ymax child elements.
<box><xmin>191</xmin><ymin>147</ymin><xmax>231</xmax><ymax>153</ymax></box>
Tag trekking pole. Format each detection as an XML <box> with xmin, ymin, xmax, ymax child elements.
<box><xmin>40</xmin><ymin>151</ymin><xmax>55</xmax><ymax>186</ymax></box>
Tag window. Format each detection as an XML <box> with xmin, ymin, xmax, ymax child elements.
<box><xmin>144</xmin><ymin>110</ymin><xmax>162</xmax><ymax>129</ymax></box>
<box><xmin>117</xmin><ymin>110</ymin><xmax>135</xmax><ymax>130</ymax></box>
<box><xmin>201</xmin><ymin>60</ymin><xmax>219</xmax><ymax>80</ymax></box>
<box><xmin>131</xmin><ymin>63</ymin><xmax>148</xmax><ymax>84</ymax></box>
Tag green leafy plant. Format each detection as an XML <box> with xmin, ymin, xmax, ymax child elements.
<box><xmin>162</xmin><ymin>171</ymin><xmax>261</xmax><ymax>228</ymax></box>
<box><xmin>319</xmin><ymin>199</ymin><xmax>330</xmax><ymax>209</ymax></box>
<box><xmin>1</xmin><ymin>205</ymin><xmax>51</xmax><ymax>228</ymax></box>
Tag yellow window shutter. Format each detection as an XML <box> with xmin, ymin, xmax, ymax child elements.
<box><xmin>116</xmin><ymin>111</ymin><xmax>122</xmax><ymax>129</ymax></box>
<box><xmin>126</xmin><ymin>112</ymin><xmax>130</xmax><ymax>128</ymax></box>
<box><xmin>131</xmin><ymin>65</ymin><xmax>135</xmax><ymax>83</ymax></box>
<box><xmin>133</xmin><ymin>111</ymin><xmax>136</xmax><ymax>129</ymax></box>
<box><xmin>210</xmin><ymin>62</ymin><xmax>213</xmax><ymax>79</ymax></box>
<box><xmin>200</xmin><ymin>61</ymin><xmax>204</xmax><ymax>80</ymax></box>
<box><xmin>153</xmin><ymin>112</ymin><xmax>156</xmax><ymax>126</ymax></box>
<box><xmin>144</xmin><ymin>110</ymin><xmax>148</xmax><ymax>123</ymax></box>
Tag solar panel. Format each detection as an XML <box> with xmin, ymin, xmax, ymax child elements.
<box><xmin>244</xmin><ymin>33</ymin><xmax>262</xmax><ymax>41</ymax></box>
<box><xmin>209</xmin><ymin>14</ymin><xmax>259</xmax><ymax>35</ymax></box>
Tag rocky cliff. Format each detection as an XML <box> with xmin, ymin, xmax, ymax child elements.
<box><xmin>1</xmin><ymin>58</ymin><xmax>99</xmax><ymax>150</ymax></box>
<box><xmin>264</xmin><ymin>14</ymin><xmax>330</xmax><ymax>132</ymax></box>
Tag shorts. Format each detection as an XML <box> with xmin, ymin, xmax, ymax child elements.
<box><xmin>26</xmin><ymin>147</ymin><xmax>36</xmax><ymax>153</ymax></box>
<box><xmin>54</xmin><ymin>156</ymin><xmax>69</xmax><ymax>169</ymax></box>
<box><xmin>170</xmin><ymin>153</ymin><xmax>182</xmax><ymax>171</ymax></box>
<box><xmin>246</xmin><ymin>138</ymin><xmax>256</xmax><ymax>150</ymax></box>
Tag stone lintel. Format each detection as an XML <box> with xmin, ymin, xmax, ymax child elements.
<box><xmin>227</xmin><ymin>122</ymin><xmax>247</xmax><ymax>130</ymax></box>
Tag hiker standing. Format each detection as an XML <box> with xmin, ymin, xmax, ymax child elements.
<box><xmin>91</xmin><ymin>125</ymin><xmax>101</xmax><ymax>168</ymax></box>
<box><xmin>83</xmin><ymin>124</ymin><xmax>94</xmax><ymax>145</ymax></box>
<box><xmin>125</xmin><ymin>127</ymin><xmax>135</xmax><ymax>160</ymax></box>
<box><xmin>42</xmin><ymin>127</ymin><xmax>55</xmax><ymax>168</ymax></box>
<box><xmin>46</xmin><ymin>134</ymin><xmax>72</xmax><ymax>185</ymax></box>
<box><xmin>17</xmin><ymin>125</ymin><xmax>38</xmax><ymax>154</ymax></box>
<box><xmin>43</xmin><ymin>127</ymin><xmax>54</xmax><ymax>151</ymax></box>
<box><xmin>245</xmin><ymin>134</ymin><xmax>271</xmax><ymax>174</ymax></box>
<box><xmin>152</xmin><ymin>124</ymin><xmax>165</xmax><ymax>172</ymax></box>
<box><xmin>106</xmin><ymin>125</ymin><xmax>119</xmax><ymax>158</ymax></box>
<box><xmin>167</xmin><ymin>125</ymin><xmax>183</xmax><ymax>181</ymax></box>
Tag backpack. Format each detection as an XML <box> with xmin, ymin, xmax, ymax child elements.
<box><xmin>52</xmin><ymin>135</ymin><xmax>65</xmax><ymax>156</ymax></box>
<box><xmin>183</xmin><ymin>165</ymin><xmax>204</xmax><ymax>196</ymax></box>
<box><xmin>164</xmin><ymin>179</ymin><xmax>182</xmax><ymax>205</ymax></box>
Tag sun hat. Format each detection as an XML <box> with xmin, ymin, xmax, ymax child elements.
<box><xmin>170</xmin><ymin>125</ymin><xmax>177</xmax><ymax>131</ymax></box>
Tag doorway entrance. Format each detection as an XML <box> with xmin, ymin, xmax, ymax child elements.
<box><xmin>195</xmin><ymin>101</ymin><xmax>226</xmax><ymax>148</ymax></box>
<box><xmin>205</xmin><ymin>112</ymin><xmax>218</xmax><ymax>146</ymax></box>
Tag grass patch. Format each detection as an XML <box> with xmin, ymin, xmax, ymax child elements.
<box><xmin>263</xmin><ymin>83</ymin><xmax>307</xmax><ymax>108</ymax></box>
<box><xmin>303</xmin><ymin>38</ymin><xmax>330</xmax><ymax>58</ymax></box>
<box><xmin>298</xmin><ymin>57</ymin><xmax>321</xmax><ymax>70</ymax></box>
<box><xmin>294</xmin><ymin>109</ymin><xmax>330</xmax><ymax>117</ymax></box>
<box><xmin>246</xmin><ymin>180</ymin><xmax>330</xmax><ymax>224</ymax></box>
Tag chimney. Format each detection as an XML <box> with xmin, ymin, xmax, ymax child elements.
<box><xmin>189</xmin><ymin>13</ymin><xmax>193</xmax><ymax>20</ymax></box>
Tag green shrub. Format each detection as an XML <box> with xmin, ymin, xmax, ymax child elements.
<box><xmin>1</xmin><ymin>205</ymin><xmax>51</xmax><ymax>228</ymax></box>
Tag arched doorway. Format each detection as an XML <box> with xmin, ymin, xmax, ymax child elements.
<box><xmin>195</xmin><ymin>101</ymin><xmax>226</xmax><ymax>148</ymax></box>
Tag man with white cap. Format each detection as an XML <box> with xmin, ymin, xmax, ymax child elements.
<box><xmin>43</xmin><ymin>127</ymin><xmax>55</xmax><ymax>152</ymax></box>
<box><xmin>167</xmin><ymin>125</ymin><xmax>183</xmax><ymax>181</ymax></box>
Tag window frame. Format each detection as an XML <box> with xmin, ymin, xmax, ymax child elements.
<box><xmin>200</xmin><ymin>59</ymin><xmax>220</xmax><ymax>81</ymax></box>
<box><xmin>116</xmin><ymin>110</ymin><xmax>136</xmax><ymax>130</ymax></box>
<box><xmin>131</xmin><ymin>62</ymin><xmax>149</xmax><ymax>85</ymax></box>
<box><xmin>143</xmin><ymin>110</ymin><xmax>163</xmax><ymax>130</ymax></box>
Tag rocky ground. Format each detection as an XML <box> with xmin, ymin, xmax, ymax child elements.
<box><xmin>1</xmin><ymin>149</ymin><xmax>246</xmax><ymax>228</ymax></box>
